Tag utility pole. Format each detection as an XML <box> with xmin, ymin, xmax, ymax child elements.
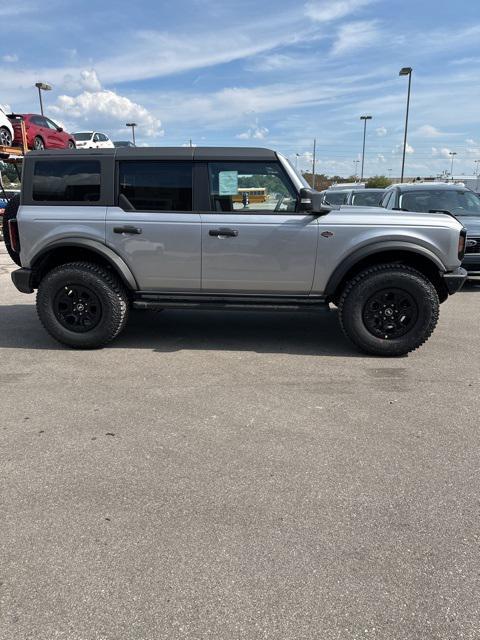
<box><xmin>312</xmin><ymin>138</ymin><xmax>316</xmax><ymax>190</ymax></box>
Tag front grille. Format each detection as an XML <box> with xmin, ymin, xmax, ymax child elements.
<box><xmin>466</xmin><ymin>237</ymin><xmax>480</xmax><ymax>254</ymax></box>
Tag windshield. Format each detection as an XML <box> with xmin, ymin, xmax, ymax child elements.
<box><xmin>351</xmin><ymin>191</ymin><xmax>384</xmax><ymax>207</ymax></box>
<box><xmin>324</xmin><ymin>190</ymin><xmax>349</xmax><ymax>205</ymax></box>
<box><xmin>74</xmin><ymin>132</ymin><xmax>93</xmax><ymax>141</ymax></box>
<box><xmin>399</xmin><ymin>189</ymin><xmax>480</xmax><ymax>216</ymax></box>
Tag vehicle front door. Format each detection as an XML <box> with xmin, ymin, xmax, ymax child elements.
<box><xmin>44</xmin><ymin>117</ymin><xmax>64</xmax><ymax>148</ymax></box>
<box><xmin>200</xmin><ymin>161</ymin><xmax>319</xmax><ymax>294</ymax></box>
<box><xmin>106</xmin><ymin>160</ymin><xmax>201</xmax><ymax>291</ymax></box>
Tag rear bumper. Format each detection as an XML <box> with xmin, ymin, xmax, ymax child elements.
<box><xmin>11</xmin><ymin>268</ymin><xmax>34</xmax><ymax>294</ymax></box>
<box><xmin>442</xmin><ymin>267</ymin><xmax>468</xmax><ymax>294</ymax></box>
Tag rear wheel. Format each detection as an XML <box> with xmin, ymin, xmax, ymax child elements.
<box><xmin>36</xmin><ymin>262</ymin><xmax>129</xmax><ymax>348</ymax></box>
<box><xmin>338</xmin><ymin>263</ymin><xmax>439</xmax><ymax>356</ymax></box>
<box><xmin>33</xmin><ymin>136</ymin><xmax>45</xmax><ymax>150</ymax></box>
<box><xmin>0</xmin><ymin>126</ymin><xmax>12</xmax><ymax>147</ymax></box>
<box><xmin>2</xmin><ymin>194</ymin><xmax>21</xmax><ymax>266</ymax></box>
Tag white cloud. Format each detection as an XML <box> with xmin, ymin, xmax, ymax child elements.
<box><xmin>377</xmin><ymin>153</ymin><xmax>386</xmax><ymax>163</ymax></box>
<box><xmin>331</xmin><ymin>20</ymin><xmax>381</xmax><ymax>56</ymax></box>
<box><xmin>376</xmin><ymin>126</ymin><xmax>387</xmax><ymax>137</ymax></box>
<box><xmin>2</xmin><ymin>54</ymin><xmax>18</xmax><ymax>63</ymax></box>
<box><xmin>305</xmin><ymin>0</ymin><xmax>376</xmax><ymax>22</ymax></box>
<box><xmin>236</xmin><ymin>122</ymin><xmax>269</xmax><ymax>140</ymax></box>
<box><xmin>416</xmin><ymin>124</ymin><xmax>442</xmax><ymax>138</ymax></box>
<box><xmin>392</xmin><ymin>143</ymin><xmax>414</xmax><ymax>155</ymax></box>
<box><xmin>431</xmin><ymin>147</ymin><xmax>454</xmax><ymax>159</ymax></box>
<box><xmin>79</xmin><ymin>69</ymin><xmax>102</xmax><ymax>92</ymax></box>
<box><xmin>51</xmin><ymin>89</ymin><xmax>163</xmax><ymax>138</ymax></box>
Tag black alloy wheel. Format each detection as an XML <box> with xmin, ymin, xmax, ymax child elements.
<box><xmin>362</xmin><ymin>288</ymin><xmax>418</xmax><ymax>340</ymax></box>
<box><xmin>53</xmin><ymin>284</ymin><xmax>103</xmax><ymax>333</ymax></box>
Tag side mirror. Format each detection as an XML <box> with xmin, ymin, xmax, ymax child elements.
<box><xmin>298</xmin><ymin>188</ymin><xmax>333</xmax><ymax>215</ymax></box>
<box><xmin>57</xmin><ymin>127</ymin><xmax>63</xmax><ymax>132</ymax></box>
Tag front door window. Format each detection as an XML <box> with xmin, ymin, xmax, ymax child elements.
<box><xmin>208</xmin><ymin>162</ymin><xmax>297</xmax><ymax>213</ymax></box>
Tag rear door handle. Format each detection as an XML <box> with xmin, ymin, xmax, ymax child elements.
<box><xmin>208</xmin><ymin>228</ymin><xmax>239</xmax><ymax>238</ymax></box>
<box><xmin>113</xmin><ymin>225</ymin><xmax>142</xmax><ymax>235</ymax></box>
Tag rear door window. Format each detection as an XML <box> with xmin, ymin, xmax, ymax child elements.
<box><xmin>118</xmin><ymin>161</ymin><xmax>193</xmax><ymax>211</ymax></box>
<box><xmin>33</xmin><ymin>160</ymin><xmax>101</xmax><ymax>202</ymax></box>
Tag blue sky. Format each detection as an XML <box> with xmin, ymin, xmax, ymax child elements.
<box><xmin>1</xmin><ymin>0</ymin><xmax>480</xmax><ymax>177</ymax></box>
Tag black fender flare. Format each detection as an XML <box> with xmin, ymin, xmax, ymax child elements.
<box><xmin>31</xmin><ymin>238</ymin><xmax>138</xmax><ymax>290</ymax></box>
<box><xmin>324</xmin><ymin>241</ymin><xmax>446</xmax><ymax>296</ymax></box>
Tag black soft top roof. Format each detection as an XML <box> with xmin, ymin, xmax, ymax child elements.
<box><xmin>27</xmin><ymin>147</ymin><xmax>278</xmax><ymax>162</ymax></box>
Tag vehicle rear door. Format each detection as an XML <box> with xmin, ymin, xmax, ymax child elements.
<box><xmin>200</xmin><ymin>160</ymin><xmax>319</xmax><ymax>294</ymax></box>
<box><xmin>106</xmin><ymin>156</ymin><xmax>201</xmax><ymax>291</ymax></box>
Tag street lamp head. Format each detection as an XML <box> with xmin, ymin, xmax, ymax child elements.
<box><xmin>399</xmin><ymin>67</ymin><xmax>412</xmax><ymax>76</ymax></box>
<box><xmin>126</xmin><ymin>123</ymin><xmax>137</xmax><ymax>127</ymax></box>
<box><xmin>35</xmin><ymin>82</ymin><xmax>52</xmax><ymax>91</ymax></box>
<box><xmin>360</xmin><ymin>115</ymin><xmax>372</xmax><ymax>121</ymax></box>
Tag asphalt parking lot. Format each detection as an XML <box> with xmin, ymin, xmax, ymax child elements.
<box><xmin>1</xmin><ymin>242</ymin><xmax>480</xmax><ymax>640</ymax></box>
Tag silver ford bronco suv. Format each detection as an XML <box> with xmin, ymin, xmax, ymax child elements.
<box><xmin>3</xmin><ymin>147</ymin><xmax>467</xmax><ymax>355</ymax></box>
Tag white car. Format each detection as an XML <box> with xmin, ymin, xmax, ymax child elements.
<box><xmin>0</xmin><ymin>106</ymin><xmax>14</xmax><ymax>147</ymax></box>
<box><xmin>73</xmin><ymin>131</ymin><xmax>115</xmax><ymax>149</ymax></box>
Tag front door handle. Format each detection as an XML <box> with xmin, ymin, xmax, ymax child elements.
<box><xmin>209</xmin><ymin>228</ymin><xmax>239</xmax><ymax>238</ymax></box>
<box><xmin>113</xmin><ymin>225</ymin><xmax>142</xmax><ymax>235</ymax></box>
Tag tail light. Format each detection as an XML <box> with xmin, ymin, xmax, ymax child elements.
<box><xmin>458</xmin><ymin>228</ymin><xmax>467</xmax><ymax>260</ymax></box>
<box><xmin>8</xmin><ymin>219</ymin><xmax>20</xmax><ymax>253</ymax></box>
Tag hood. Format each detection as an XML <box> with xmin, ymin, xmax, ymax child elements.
<box><xmin>454</xmin><ymin>214</ymin><xmax>480</xmax><ymax>235</ymax></box>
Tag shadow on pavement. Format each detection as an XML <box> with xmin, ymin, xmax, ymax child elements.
<box><xmin>0</xmin><ymin>304</ymin><xmax>365</xmax><ymax>357</ymax></box>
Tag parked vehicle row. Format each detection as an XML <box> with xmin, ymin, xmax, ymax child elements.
<box><xmin>321</xmin><ymin>188</ymin><xmax>386</xmax><ymax>207</ymax></box>
<box><xmin>3</xmin><ymin>146</ymin><xmax>467</xmax><ymax>357</ymax></box>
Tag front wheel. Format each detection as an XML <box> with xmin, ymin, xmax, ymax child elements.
<box><xmin>338</xmin><ymin>264</ymin><xmax>439</xmax><ymax>356</ymax></box>
<box><xmin>33</xmin><ymin>136</ymin><xmax>45</xmax><ymax>150</ymax></box>
<box><xmin>36</xmin><ymin>262</ymin><xmax>129</xmax><ymax>348</ymax></box>
<box><xmin>67</xmin><ymin>140</ymin><xmax>76</xmax><ymax>149</ymax></box>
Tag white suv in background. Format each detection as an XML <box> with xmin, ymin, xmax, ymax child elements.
<box><xmin>0</xmin><ymin>106</ymin><xmax>14</xmax><ymax>147</ymax></box>
<box><xmin>73</xmin><ymin>131</ymin><xmax>114</xmax><ymax>149</ymax></box>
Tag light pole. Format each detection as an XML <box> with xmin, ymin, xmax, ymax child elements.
<box><xmin>449</xmin><ymin>151</ymin><xmax>457</xmax><ymax>180</ymax></box>
<box><xmin>353</xmin><ymin>159</ymin><xmax>360</xmax><ymax>179</ymax></box>
<box><xmin>35</xmin><ymin>82</ymin><xmax>52</xmax><ymax>116</ymax></box>
<box><xmin>399</xmin><ymin>67</ymin><xmax>412</xmax><ymax>183</ymax></box>
<box><xmin>474</xmin><ymin>160</ymin><xmax>480</xmax><ymax>190</ymax></box>
<box><xmin>126</xmin><ymin>122</ymin><xmax>137</xmax><ymax>146</ymax></box>
<box><xmin>360</xmin><ymin>115</ymin><xmax>372</xmax><ymax>181</ymax></box>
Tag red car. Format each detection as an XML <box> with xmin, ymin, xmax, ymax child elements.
<box><xmin>9</xmin><ymin>114</ymin><xmax>76</xmax><ymax>150</ymax></box>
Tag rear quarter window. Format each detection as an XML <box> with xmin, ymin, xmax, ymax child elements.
<box><xmin>32</xmin><ymin>160</ymin><xmax>101</xmax><ymax>202</ymax></box>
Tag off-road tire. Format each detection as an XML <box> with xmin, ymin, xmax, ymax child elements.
<box><xmin>2</xmin><ymin>194</ymin><xmax>21</xmax><ymax>266</ymax></box>
<box><xmin>338</xmin><ymin>263</ymin><xmax>439</xmax><ymax>356</ymax></box>
<box><xmin>36</xmin><ymin>262</ymin><xmax>129</xmax><ymax>349</ymax></box>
